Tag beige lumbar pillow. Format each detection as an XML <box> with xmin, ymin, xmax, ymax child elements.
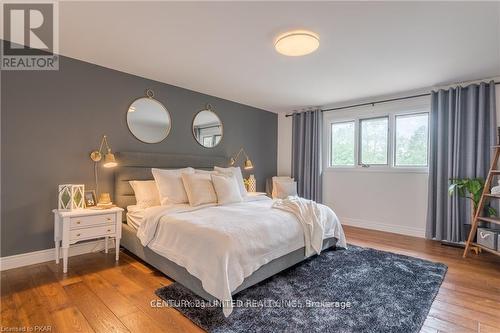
<box><xmin>211</xmin><ymin>173</ymin><xmax>243</xmax><ymax>205</ymax></box>
<box><xmin>181</xmin><ymin>173</ymin><xmax>217</xmax><ymax>206</ymax></box>
<box><xmin>129</xmin><ymin>180</ymin><xmax>161</xmax><ymax>208</ymax></box>
<box><xmin>152</xmin><ymin>167</ymin><xmax>194</xmax><ymax>205</ymax></box>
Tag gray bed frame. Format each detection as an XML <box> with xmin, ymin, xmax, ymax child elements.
<box><xmin>115</xmin><ymin>151</ymin><xmax>337</xmax><ymax>300</ymax></box>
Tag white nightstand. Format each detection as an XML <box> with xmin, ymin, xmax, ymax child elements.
<box><xmin>53</xmin><ymin>207</ymin><xmax>124</xmax><ymax>273</ymax></box>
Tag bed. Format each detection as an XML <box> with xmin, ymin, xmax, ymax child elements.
<box><xmin>114</xmin><ymin>152</ymin><xmax>345</xmax><ymax>316</ymax></box>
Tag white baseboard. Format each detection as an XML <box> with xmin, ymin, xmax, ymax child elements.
<box><xmin>0</xmin><ymin>239</ymin><xmax>116</xmax><ymax>271</ymax></box>
<box><xmin>341</xmin><ymin>217</ymin><xmax>426</xmax><ymax>238</ymax></box>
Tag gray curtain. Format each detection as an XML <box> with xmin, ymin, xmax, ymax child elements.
<box><xmin>291</xmin><ymin>109</ymin><xmax>323</xmax><ymax>202</ymax></box>
<box><xmin>426</xmin><ymin>81</ymin><xmax>497</xmax><ymax>242</ymax></box>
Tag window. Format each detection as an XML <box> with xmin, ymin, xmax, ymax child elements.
<box><xmin>326</xmin><ymin>102</ymin><xmax>430</xmax><ymax>171</ymax></box>
<box><xmin>214</xmin><ymin>135</ymin><xmax>222</xmax><ymax>145</ymax></box>
<box><xmin>395</xmin><ymin>113</ymin><xmax>429</xmax><ymax>167</ymax></box>
<box><xmin>330</xmin><ymin>121</ymin><xmax>355</xmax><ymax>166</ymax></box>
<box><xmin>202</xmin><ymin>136</ymin><xmax>213</xmax><ymax>146</ymax></box>
<box><xmin>359</xmin><ymin>117</ymin><xmax>388</xmax><ymax>165</ymax></box>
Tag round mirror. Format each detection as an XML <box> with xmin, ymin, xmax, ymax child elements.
<box><xmin>127</xmin><ymin>90</ymin><xmax>171</xmax><ymax>143</ymax></box>
<box><xmin>192</xmin><ymin>106</ymin><xmax>223</xmax><ymax>148</ymax></box>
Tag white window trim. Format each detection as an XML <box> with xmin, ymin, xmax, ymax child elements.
<box><xmin>358</xmin><ymin>115</ymin><xmax>390</xmax><ymax>167</ymax></box>
<box><xmin>393</xmin><ymin>111</ymin><xmax>430</xmax><ymax>169</ymax></box>
<box><xmin>329</xmin><ymin>120</ymin><xmax>356</xmax><ymax>167</ymax></box>
<box><xmin>323</xmin><ymin>97</ymin><xmax>430</xmax><ymax>174</ymax></box>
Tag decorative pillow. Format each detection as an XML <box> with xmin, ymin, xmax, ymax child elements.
<box><xmin>129</xmin><ymin>180</ymin><xmax>161</xmax><ymax>208</ymax></box>
<box><xmin>181</xmin><ymin>173</ymin><xmax>217</xmax><ymax>206</ymax></box>
<box><xmin>214</xmin><ymin>166</ymin><xmax>247</xmax><ymax>197</ymax></box>
<box><xmin>272</xmin><ymin>176</ymin><xmax>294</xmax><ymax>199</ymax></box>
<box><xmin>195</xmin><ymin>169</ymin><xmax>216</xmax><ymax>175</ymax></box>
<box><xmin>151</xmin><ymin>167</ymin><xmax>194</xmax><ymax>205</ymax></box>
<box><xmin>211</xmin><ymin>173</ymin><xmax>243</xmax><ymax>205</ymax></box>
<box><xmin>274</xmin><ymin>180</ymin><xmax>298</xmax><ymax>199</ymax></box>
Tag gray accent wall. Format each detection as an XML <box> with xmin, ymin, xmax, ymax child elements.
<box><xmin>1</xmin><ymin>56</ymin><xmax>277</xmax><ymax>257</ymax></box>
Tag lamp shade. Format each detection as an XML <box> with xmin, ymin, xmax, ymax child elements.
<box><xmin>103</xmin><ymin>152</ymin><xmax>117</xmax><ymax>168</ymax></box>
<box><xmin>244</xmin><ymin>158</ymin><xmax>254</xmax><ymax>170</ymax></box>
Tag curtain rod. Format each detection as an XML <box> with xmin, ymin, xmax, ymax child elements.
<box><xmin>285</xmin><ymin>81</ymin><xmax>500</xmax><ymax>117</ymax></box>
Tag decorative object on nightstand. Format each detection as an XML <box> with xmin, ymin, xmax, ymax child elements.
<box><xmin>93</xmin><ymin>192</ymin><xmax>116</xmax><ymax>209</ymax></box>
<box><xmin>99</xmin><ymin>192</ymin><xmax>111</xmax><ymax>204</ymax></box>
<box><xmin>58</xmin><ymin>184</ymin><xmax>85</xmax><ymax>211</ymax></box>
<box><xmin>84</xmin><ymin>190</ymin><xmax>97</xmax><ymax>207</ymax></box>
<box><xmin>247</xmin><ymin>174</ymin><xmax>257</xmax><ymax>192</ymax></box>
<box><xmin>90</xmin><ymin>134</ymin><xmax>118</xmax><ymax>206</ymax></box>
<box><xmin>53</xmin><ymin>207</ymin><xmax>124</xmax><ymax>273</ymax></box>
<box><xmin>229</xmin><ymin>147</ymin><xmax>254</xmax><ymax>170</ymax></box>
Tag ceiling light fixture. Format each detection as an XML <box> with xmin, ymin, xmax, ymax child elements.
<box><xmin>274</xmin><ymin>30</ymin><xmax>319</xmax><ymax>56</ymax></box>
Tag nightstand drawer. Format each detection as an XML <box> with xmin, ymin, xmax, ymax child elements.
<box><xmin>70</xmin><ymin>225</ymin><xmax>116</xmax><ymax>241</ymax></box>
<box><xmin>70</xmin><ymin>213</ymin><xmax>115</xmax><ymax>229</ymax></box>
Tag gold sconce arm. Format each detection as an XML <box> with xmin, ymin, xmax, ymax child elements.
<box><xmin>90</xmin><ymin>135</ymin><xmax>117</xmax><ymax>198</ymax></box>
<box><xmin>90</xmin><ymin>135</ymin><xmax>117</xmax><ymax>168</ymax></box>
<box><xmin>230</xmin><ymin>147</ymin><xmax>254</xmax><ymax>170</ymax></box>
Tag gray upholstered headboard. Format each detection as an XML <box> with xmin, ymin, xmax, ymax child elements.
<box><xmin>114</xmin><ymin>152</ymin><xmax>227</xmax><ymax>214</ymax></box>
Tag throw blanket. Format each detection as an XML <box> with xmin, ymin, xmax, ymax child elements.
<box><xmin>272</xmin><ymin>196</ymin><xmax>346</xmax><ymax>256</ymax></box>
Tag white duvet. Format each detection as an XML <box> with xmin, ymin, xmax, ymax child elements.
<box><xmin>137</xmin><ymin>196</ymin><xmax>346</xmax><ymax>316</ymax></box>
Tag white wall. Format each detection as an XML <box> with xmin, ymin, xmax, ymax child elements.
<box><xmin>277</xmin><ymin>84</ymin><xmax>500</xmax><ymax>238</ymax></box>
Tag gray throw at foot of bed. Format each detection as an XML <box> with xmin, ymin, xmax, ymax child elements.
<box><xmin>155</xmin><ymin>245</ymin><xmax>447</xmax><ymax>333</ymax></box>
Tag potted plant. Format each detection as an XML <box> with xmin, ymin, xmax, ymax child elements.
<box><xmin>448</xmin><ymin>178</ymin><xmax>496</xmax><ymax>219</ymax></box>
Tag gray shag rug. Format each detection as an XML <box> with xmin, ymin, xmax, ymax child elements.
<box><xmin>155</xmin><ymin>245</ymin><xmax>447</xmax><ymax>333</ymax></box>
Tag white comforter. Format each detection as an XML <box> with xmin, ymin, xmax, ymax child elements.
<box><xmin>137</xmin><ymin>196</ymin><xmax>346</xmax><ymax>317</ymax></box>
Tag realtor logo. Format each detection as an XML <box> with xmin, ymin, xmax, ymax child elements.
<box><xmin>1</xmin><ymin>1</ymin><xmax>59</xmax><ymax>70</ymax></box>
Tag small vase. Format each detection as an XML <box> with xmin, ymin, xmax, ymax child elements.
<box><xmin>248</xmin><ymin>175</ymin><xmax>256</xmax><ymax>192</ymax></box>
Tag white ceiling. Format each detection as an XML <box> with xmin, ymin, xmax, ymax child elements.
<box><xmin>58</xmin><ymin>1</ymin><xmax>500</xmax><ymax>113</ymax></box>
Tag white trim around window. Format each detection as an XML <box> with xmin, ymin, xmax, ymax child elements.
<box><xmin>323</xmin><ymin>96</ymin><xmax>430</xmax><ymax>174</ymax></box>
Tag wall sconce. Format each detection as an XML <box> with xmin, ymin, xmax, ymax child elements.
<box><xmin>230</xmin><ymin>147</ymin><xmax>254</xmax><ymax>170</ymax></box>
<box><xmin>90</xmin><ymin>135</ymin><xmax>117</xmax><ymax>168</ymax></box>
<box><xmin>90</xmin><ymin>135</ymin><xmax>117</xmax><ymax>198</ymax></box>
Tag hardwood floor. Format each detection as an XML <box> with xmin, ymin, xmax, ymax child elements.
<box><xmin>1</xmin><ymin>225</ymin><xmax>499</xmax><ymax>333</ymax></box>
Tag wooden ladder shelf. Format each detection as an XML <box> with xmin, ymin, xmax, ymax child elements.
<box><xmin>463</xmin><ymin>146</ymin><xmax>500</xmax><ymax>258</ymax></box>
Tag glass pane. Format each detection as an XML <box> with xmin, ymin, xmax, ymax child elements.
<box><xmin>360</xmin><ymin>117</ymin><xmax>388</xmax><ymax>165</ymax></box>
<box><xmin>395</xmin><ymin>113</ymin><xmax>429</xmax><ymax>166</ymax></box>
<box><xmin>214</xmin><ymin>135</ymin><xmax>222</xmax><ymax>145</ymax></box>
<box><xmin>331</xmin><ymin>121</ymin><xmax>355</xmax><ymax>166</ymax></box>
<box><xmin>202</xmin><ymin>136</ymin><xmax>213</xmax><ymax>146</ymax></box>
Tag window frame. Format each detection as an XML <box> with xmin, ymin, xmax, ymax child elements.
<box><xmin>393</xmin><ymin>112</ymin><xmax>430</xmax><ymax>169</ymax></box>
<box><xmin>324</xmin><ymin>98</ymin><xmax>430</xmax><ymax>173</ymax></box>
<box><xmin>358</xmin><ymin>115</ymin><xmax>390</xmax><ymax>167</ymax></box>
<box><xmin>329</xmin><ymin>120</ymin><xmax>356</xmax><ymax>168</ymax></box>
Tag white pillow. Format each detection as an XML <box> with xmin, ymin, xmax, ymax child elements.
<box><xmin>214</xmin><ymin>166</ymin><xmax>247</xmax><ymax>197</ymax></box>
<box><xmin>272</xmin><ymin>176</ymin><xmax>294</xmax><ymax>199</ymax></box>
<box><xmin>211</xmin><ymin>173</ymin><xmax>243</xmax><ymax>205</ymax></box>
<box><xmin>152</xmin><ymin>167</ymin><xmax>194</xmax><ymax>205</ymax></box>
<box><xmin>195</xmin><ymin>169</ymin><xmax>216</xmax><ymax>175</ymax></box>
<box><xmin>129</xmin><ymin>180</ymin><xmax>161</xmax><ymax>208</ymax></box>
<box><xmin>181</xmin><ymin>173</ymin><xmax>217</xmax><ymax>206</ymax></box>
<box><xmin>274</xmin><ymin>180</ymin><xmax>298</xmax><ymax>199</ymax></box>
